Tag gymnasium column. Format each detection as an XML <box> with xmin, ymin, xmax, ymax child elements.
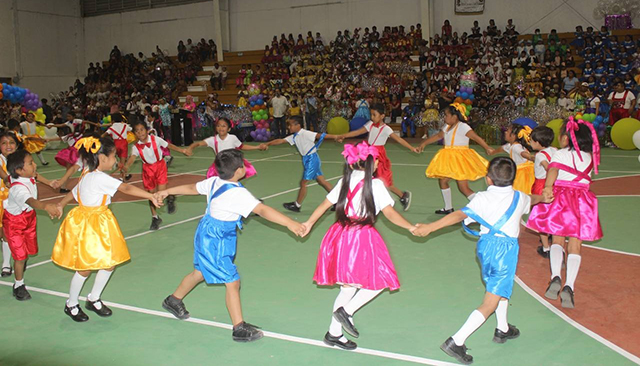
<box><xmin>212</xmin><ymin>0</ymin><xmax>224</xmax><ymax>61</ymax></box>
<box><xmin>420</xmin><ymin>0</ymin><xmax>433</xmax><ymax>42</ymax></box>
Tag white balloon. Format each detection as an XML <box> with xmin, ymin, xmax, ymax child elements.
<box><xmin>633</xmin><ymin>129</ymin><xmax>640</xmax><ymax>150</ymax></box>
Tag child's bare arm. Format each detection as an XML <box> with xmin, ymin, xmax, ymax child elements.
<box><xmin>35</xmin><ymin>173</ymin><xmax>54</xmax><ymax>188</ymax></box>
<box><xmin>389</xmin><ymin>133</ymin><xmax>419</xmax><ymax>153</ymax></box>
<box><xmin>266</xmin><ymin>138</ymin><xmax>288</xmax><ymax>146</ymax></box>
<box><xmin>340</xmin><ymin>127</ymin><xmax>368</xmax><ymax>140</ymax></box>
<box><xmin>187</xmin><ymin>140</ymin><xmax>208</xmax><ymax>152</ymax></box>
<box><xmin>488</xmin><ymin>146</ymin><xmax>505</xmax><ymax>156</ymax></box>
<box><xmin>301</xmin><ymin>199</ymin><xmax>334</xmax><ymax>236</ymax></box>
<box><xmin>521</xmin><ymin>150</ymin><xmax>534</xmax><ymax>161</ymax></box>
<box><xmin>123</xmin><ymin>155</ymin><xmax>137</xmax><ymax>172</ymax></box>
<box><xmin>413</xmin><ymin>210</ymin><xmax>468</xmax><ymax>237</ymax></box>
<box><xmin>118</xmin><ymin>183</ymin><xmax>162</xmax><ymax>207</ymax></box>
<box><xmin>156</xmin><ymin>184</ymin><xmax>199</xmax><ymax>200</ymax></box>
<box><xmin>26</xmin><ymin>198</ymin><xmax>59</xmax><ymax>219</ymax></box>
<box><xmin>418</xmin><ymin>131</ymin><xmax>444</xmax><ymax>151</ymax></box>
<box><xmin>168</xmin><ymin>143</ymin><xmax>191</xmax><ymax>156</ymax></box>
<box><xmin>380</xmin><ymin>205</ymin><xmax>414</xmax><ymax>231</ymax></box>
<box><xmin>253</xmin><ymin>203</ymin><xmax>304</xmax><ymax>236</ymax></box>
<box><xmin>466</xmin><ymin>130</ymin><xmax>494</xmax><ymax>154</ymax></box>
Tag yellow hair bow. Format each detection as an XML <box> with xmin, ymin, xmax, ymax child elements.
<box><xmin>450</xmin><ymin>102</ymin><xmax>468</xmax><ymax>121</ymax></box>
<box><xmin>517</xmin><ymin>125</ymin><xmax>532</xmax><ymax>143</ymax></box>
<box><xmin>74</xmin><ymin>137</ymin><xmax>101</xmax><ymax>153</ymax></box>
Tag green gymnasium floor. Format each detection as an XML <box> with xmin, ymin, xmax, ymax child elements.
<box><xmin>0</xmin><ymin>142</ymin><xmax>638</xmax><ymax>366</ymax></box>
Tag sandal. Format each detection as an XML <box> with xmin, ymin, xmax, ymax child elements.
<box><xmin>1</xmin><ymin>267</ymin><xmax>12</xmax><ymax>277</ymax></box>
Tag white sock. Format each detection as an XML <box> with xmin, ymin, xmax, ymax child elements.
<box><xmin>294</xmin><ymin>201</ymin><xmax>301</xmax><ymax>208</ymax></box>
<box><xmin>495</xmin><ymin>300</ymin><xmax>509</xmax><ymax>332</ymax></box>
<box><xmin>87</xmin><ymin>270</ymin><xmax>113</xmax><ymax>308</ymax></box>
<box><xmin>467</xmin><ymin>193</ymin><xmax>476</xmax><ymax>201</ymax></box>
<box><xmin>68</xmin><ymin>272</ymin><xmax>88</xmax><ymax>309</ymax></box>
<box><xmin>14</xmin><ymin>279</ymin><xmax>24</xmax><ymax>288</ymax></box>
<box><xmin>2</xmin><ymin>240</ymin><xmax>11</xmax><ymax>268</ymax></box>
<box><xmin>451</xmin><ymin>310</ymin><xmax>486</xmax><ymax>346</ymax></box>
<box><xmin>550</xmin><ymin>244</ymin><xmax>564</xmax><ymax>279</ymax></box>
<box><xmin>564</xmin><ymin>254</ymin><xmax>582</xmax><ymax>290</ymax></box>
<box><xmin>343</xmin><ymin>289</ymin><xmax>383</xmax><ymax>315</ymax></box>
<box><xmin>152</xmin><ymin>215</ymin><xmax>159</xmax><ymax>219</ymax></box>
<box><xmin>36</xmin><ymin>152</ymin><xmax>47</xmax><ymax>164</ymax></box>
<box><xmin>329</xmin><ymin>287</ymin><xmax>357</xmax><ymax>338</ymax></box>
<box><xmin>441</xmin><ymin>188</ymin><xmax>453</xmax><ymax>210</ymax></box>
<box><xmin>543</xmin><ymin>246</ymin><xmax>550</xmax><ymax>252</ymax></box>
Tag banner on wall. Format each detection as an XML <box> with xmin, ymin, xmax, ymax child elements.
<box><xmin>455</xmin><ymin>0</ymin><xmax>485</xmax><ymax>13</ymax></box>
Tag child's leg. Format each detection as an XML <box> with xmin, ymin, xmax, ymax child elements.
<box><xmin>1</xmin><ymin>234</ymin><xmax>10</xmax><ymax>271</ymax></box>
<box><xmin>388</xmin><ymin>184</ymin><xmax>404</xmax><ymax>198</ymax></box>
<box><xmin>224</xmin><ymin>279</ymin><xmax>243</xmax><ymax>326</ymax></box>
<box><xmin>35</xmin><ymin>152</ymin><xmax>48</xmax><ymax>165</ymax></box>
<box><xmin>456</xmin><ymin>180</ymin><xmax>475</xmax><ymax>200</ymax></box>
<box><xmin>439</xmin><ymin>178</ymin><xmax>453</xmax><ymax>210</ymax></box>
<box><xmin>343</xmin><ymin>288</ymin><xmax>382</xmax><ymax>316</ymax></box>
<box><xmin>539</xmin><ymin>233</ymin><xmax>550</xmax><ymax>250</ymax></box>
<box><xmin>451</xmin><ymin>291</ymin><xmax>500</xmax><ymax>346</ymax></box>
<box><xmin>329</xmin><ymin>286</ymin><xmax>357</xmax><ymax>338</ymax></box>
<box><xmin>149</xmin><ymin>187</ymin><xmax>158</xmax><ymax>217</ymax></box>
<box><xmin>172</xmin><ymin>269</ymin><xmax>205</xmax><ymax>300</ymax></box>
<box><xmin>67</xmin><ymin>270</ymin><xmax>91</xmax><ymax>315</ymax></box>
<box><xmin>87</xmin><ymin>267</ymin><xmax>115</xmax><ymax>306</ymax></box>
<box><xmin>316</xmin><ymin>175</ymin><xmax>333</xmax><ymax>193</ymax></box>
<box><xmin>13</xmin><ymin>259</ymin><xmax>26</xmax><ymax>284</ymax></box>
<box><xmin>564</xmin><ymin>237</ymin><xmax>582</xmax><ymax>290</ymax></box>
<box><xmin>549</xmin><ymin>235</ymin><xmax>566</xmax><ymax>280</ymax></box>
<box><xmin>295</xmin><ymin>179</ymin><xmax>309</xmax><ymax>206</ymax></box>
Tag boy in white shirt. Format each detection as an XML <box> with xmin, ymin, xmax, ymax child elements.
<box><xmin>529</xmin><ymin>126</ymin><xmax>557</xmax><ymax>257</ymax></box>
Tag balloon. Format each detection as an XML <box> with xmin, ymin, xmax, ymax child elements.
<box><xmin>514</xmin><ymin>117</ymin><xmax>538</xmax><ymax>129</ymax></box>
<box><xmin>464</xmin><ymin>99</ymin><xmax>472</xmax><ymax>105</ymax></box>
<box><xmin>455</xmin><ymin>91</ymin><xmax>461</xmax><ymax>97</ymax></box>
<box><xmin>469</xmin><ymin>94</ymin><xmax>475</xmax><ymax>100</ymax></box>
<box><xmin>349</xmin><ymin>117</ymin><xmax>368</xmax><ymax>133</ymax></box>
<box><xmin>633</xmin><ymin>130</ymin><xmax>640</xmax><ymax>150</ymax></box>
<box><xmin>546</xmin><ymin>118</ymin><xmax>563</xmax><ymax>148</ymax></box>
<box><xmin>461</xmin><ymin>92</ymin><xmax>469</xmax><ymax>99</ymax></box>
<box><xmin>611</xmin><ymin>118</ymin><xmax>640</xmax><ymax>150</ymax></box>
<box><xmin>0</xmin><ymin>92</ymin><xmax>3</xmax><ymax>100</ymax></box>
<box><xmin>250</xmin><ymin>131</ymin><xmax>257</xmax><ymax>139</ymax></box>
<box><xmin>327</xmin><ymin>116</ymin><xmax>349</xmax><ymax>135</ymax></box>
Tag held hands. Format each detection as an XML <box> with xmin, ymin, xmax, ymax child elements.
<box><xmin>336</xmin><ymin>135</ymin><xmax>345</xmax><ymax>143</ymax></box>
<box><xmin>50</xmin><ymin>179</ymin><xmax>61</xmax><ymax>189</ymax></box>
<box><xmin>486</xmin><ymin>147</ymin><xmax>496</xmax><ymax>155</ymax></box>
<box><xmin>410</xmin><ymin>223</ymin><xmax>434</xmax><ymax>237</ymax></box>
<box><xmin>300</xmin><ymin>221</ymin><xmax>314</xmax><ymax>237</ymax></box>
<box><xmin>412</xmin><ymin>146</ymin><xmax>421</xmax><ymax>154</ymax></box>
<box><xmin>149</xmin><ymin>193</ymin><xmax>163</xmax><ymax>208</ymax></box>
<box><xmin>287</xmin><ymin>221</ymin><xmax>306</xmax><ymax>237</ymax></box>
<box><xmin>154</xmin><ymin>190</ymin><xmax>170</xmax><ymax>203</ymax></box>
<box><xmin>45</xmin><ymin>203</ymin><xmax>61</xmax><ymax>219</ymax></box>
<box><xmin>182</xmin><ymin>148</ymin><xmax>193</xmax><ymax>156</ymax></box>
<box><xmin>542</xmin><ymin>187</ymin><xmax>554</xmax><ymax>203</ymax></box>
<box><xmin>258</xmin><ymin>143</ymin><xmax>268</xmax><ymax>151</ymax></box>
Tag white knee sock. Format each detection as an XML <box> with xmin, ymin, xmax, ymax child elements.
<box><xmin>36</xmin><ymin>152</ymin><xmax>47</xmax><ymax>164</ymax></box>
<box><xmin>495</xmin><ymin>300</ymin><xmax>509</xmax><ymax>332</ymax></box>
<box><xmin>549</xmin><ymin>244</ymin><xmax>564</xmax><ymax>279</ymax></box>
<box><xmin>451</xmin><ymin>310</ymin><xmax>486</xmax><ymax>346</ymax></box>
<box><xmin>2</xmin><ymin>240</ymin><xmax>11</xmax><ymax>268</ymax></box>
<box><xmin>564</xmin><ymin>254</ymin><xmax>582</xmax><ymax>290</ymax></box>
<box><xmin>87</xmin><ymin>270</ymin><xmax>113</xmax><ymax>309</ymax></box>
<box><xmin>68</xmin><ymin>272</ymin><xmax>88</xmax><ymax>314</ymax></box>
<box><xmin>467</xmin><ymin>193</ymin><xmax>476</xmax><ymax>201</ymax></box>
<box><xmin>343</xmin><ymin>289</ymin><xmax>383</xmax><ymax>315</ymax></box>
<box><xmin>441</xmin><ymin>188</ymin><xmax>453</xmax><ymax>210</ymax></box>
<box><xmin>329</xmin><ymin>287</ymin><xmax>357</xmax><ymax>338</ymax></box>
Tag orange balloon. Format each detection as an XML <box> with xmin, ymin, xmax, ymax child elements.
<box><xmin>464</xmin><ymin>99</ymin><xmax>472</xmax><ymax>105</ymax></box>
<box><xmin>0</xmin><ymin>83</ymin><xmax>3</xmax><ymax>91</ymax></box>
<box><xmin>0</xmin><ymin>92</ymin><xmax>3</xmax><ymax>100</ymax></box>
<box><xmin>454</xmin><ymin>97</ymin><xmax>463</xmax><ymax>103</ymax></box>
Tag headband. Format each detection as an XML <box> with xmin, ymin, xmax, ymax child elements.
<box><xmin>74</xmin><ymin>137</ymin><xmax>101</xmax><ymax>154</ymax></box>
<box><xmin>342</xmin><ymin>141</ymin><xmax>379</xmax><ymax>165</ymax></box>
<box><xmin>566</xmin><ymin>117</ymin><xmax>600</xmax><ymax>174</ymax></box>
<box><xmin>517</xmin><ymin>125</ymin><xmax>532</xmax><ymax>143</ymax></box>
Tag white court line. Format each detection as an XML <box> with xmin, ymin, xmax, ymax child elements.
<box><xmin>582</xmin><ymin>244</ymin><xmax>640</xmax><ymax>257</ymax></box>
<box><xmin>0</xmin><ymin>281</ymin><xmax>459</xmax><ymax>366</ymax></box>
<box><xmin>514</xmin><ymin>277</ymin><xmax>640</xmax><ymax>365</ymax></box>
<box><xmin>597</xmin><ymin>194</ymin><xmax>640</xmax><ymax>198</ymax></box>
<box><xmin>594</xmin><ymin>173</ymin><xmax>640</xmax><ymax>181</ymax></box>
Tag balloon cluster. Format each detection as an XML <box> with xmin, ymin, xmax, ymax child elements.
<box><xmin>574</xmin><ymin>112</ymin><xmax>607</xmax><ymax>137</ymax></box>
<box><xmin>248</xmin><ymin>85</ymin><xmax>271</xmax><ymax>142</ymax></box>
<box><xmin>593</xmin><ymin>0</ymin><xmax>640</xmax><ymax>19</ymax></box>
<box><xmin>453</xmin><ymin>69</ymin><xmax>477</xmax><ymax>118</ymax></box>
<box><xmin>212</xmin><ymin>106</ymin><xmax>252</xmax><ymax>128</ymax></box>
<box><xmin>0</xmin><ymin>83</ymin><xmax>42</xmax><ymax>111</ymax></box>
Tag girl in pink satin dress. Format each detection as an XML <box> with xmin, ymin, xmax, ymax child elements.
<box><xmin>302</xmin><ymin>141</ymin><xmax>415</xmax><ymax>351</ymax></box>
<box><xmin>527</xmin><ymin>117</ymin><xmax>602</xmax><ymax>309</ymax></box>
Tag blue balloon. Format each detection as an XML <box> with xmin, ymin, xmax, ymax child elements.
<box><xmin>249</xmin><ymin>101</ymin><xmax>255</xmax><ymax>107</ymax></box>
<box><xmin>469</xmin><ymin>94</ymin><xmax>475</xmax><ymax>100</ymax></box>
<box><xmin>461</xmin><ymin>92</ymin><xmax>469</xmax><ymax>99</ymax></box>
<box><xmin>349</xmin><ymin>117</ymin><xmax>368</xmax><ymax>133</ymax></box>
<box><xmin>257</xmin><ymin>99</ymin><xmax>263</xmax><ymax>105</ymax></box>
<box><xmin>455</xmin><ymin>91</ymin><xmax>461</xmax><ymax>97</ymax></box>
<box><xmin>513</xmin><ymin>117</ymin><xmax>538</xmax><ymax>129</ymax></box>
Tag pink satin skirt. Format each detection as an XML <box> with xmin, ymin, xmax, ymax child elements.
<box><xmin>54</xmin><ymin>146</ymin><xmax>79</xmax><ymax>167</ymax></box>
<box><xmin>527</xmin><ymin>180</ymin><xmax>603</xmax><ymax>241</ymax></box>
<box><xmin>313</xmin><ymin>222</ymin><xmax>400</xmax><ymax>291</ymax></box>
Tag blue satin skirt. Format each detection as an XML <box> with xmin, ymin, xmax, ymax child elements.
<box><xmin>193</xmin><ymin>215</ymin><xmax>240</xmax><ymax>284</ymax></box>
<box><xmin>302</xmin><ymin>153</ymin><xmax>323</xmax><ymax>180</ymax></box>
<box><xmin>476</xmin><ymin>235</ymin><xmax>519</xmax><ymax>299</ymax></box>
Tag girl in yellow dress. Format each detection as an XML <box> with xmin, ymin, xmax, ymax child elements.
<box><xmin>489</xmin><ymin>124</ymin><xmax>535</xmax><ymax>194</ymax></box>
<box><xmin>52</xmin><ymin>137</ymin><xmax>161</xmax><ymax>322</ymax></box>
<box><xmin>418</xmin><ymin>103</ymin><xmax>494</xmax><ymax>214</ymax></box>
<box><xmin>20</xmin><ymin>111</ymin><xmax>49</xmax><ymax>165</ymax></box>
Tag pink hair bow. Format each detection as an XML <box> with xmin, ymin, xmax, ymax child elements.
<box><xmin>566</xmin><ymin>116</ymin><xmax>600</xmax><ymax>174</ymax></box>
<box><xmin>342</xmin><ymin>141</ymin><xmax>379</xmax><ymax>164</ymax></box>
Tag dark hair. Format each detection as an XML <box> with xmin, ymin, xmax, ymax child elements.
<box><xmin>335</xmin><ymin>156</ymin><xmax>376</xmax><ymax>226</ymax></box>
<box><xmin>531</xmin><ymin>126</ymin><xmax>554</xmax><ymax>148</ymax></box>
<box><xmin>7</xmin><ymin>149</ymin><xmax>31</xmax><ymax>179</ymax></box>
<box><xmin>446</xmin><ymin>104</ymin><xmax>467</xmax><ymax>121</ymax></box>
<box><xmin>78</xmin><ymin>137</ymin><xmax>117</xmax><ymax>172</ymax></box>
<box><xmin>287</xmin><ymin>115</ymin><xmax>303</xmax><ymax>126</ymax></box>
<box><xmin>509</xmin><ymin>124</ymin><xmax>532</xmax><ymax>151</ymax></box>
<box><xmin>214</xmin><ymin>149</ymin><xmax>245</xmax><ymax>179</ymax></box>
<box><xmin>560</xmin><ymin>121</ymin><xmax>595</xmax><ymax>153</ymax></box>
<box><xmin>217</xmin><ymin>117</ymin><xmax>232</xmax><ymax>129</ymax></box>
<box><xmin>0</xmin><ymin>131</ymin><xmax>20</xmax><ymax>147</ymax></box>
<box><xmin>132</xmin><ymin>120</ymin><xmax>149</xmax><ymax>131</ymax></box>
<box><xmin>111</xmin><ymin>113</ymin><xmax>124</xmax><ymax>123</ymax></box>
<box><xmin>8</xmin><ymin>119</ymin><xmax>20</xmax><ymax>131</ymax></box>
<box><xmin>370</xmin><ymin>103</ymin><xmax>385</xmax><ymax>115</ymax></box>
<box><xmin>487</xmin><ymin>157</ymin><xmax>516</xmax><ymax>187</ymax></box>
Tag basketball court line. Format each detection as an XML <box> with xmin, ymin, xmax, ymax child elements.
<box><xmin>0</xmin><ymin>280</ymin><xmax>460</xmax><ymax>366</ymax></box>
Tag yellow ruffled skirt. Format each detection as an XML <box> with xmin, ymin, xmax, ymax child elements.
<box><xmin>0</xmin><ymin>187</ymin><xmax>7</xmax><ymax>228</ymax></box>
<box><xmin>23</xmin><ymin>135</ymin><xmax>46</xmax><ymax>154</ymax></box>
<box><xmin>426</xmin><ymin>146</ymin><xmax>489</xmax><ymax>181</ymax></box>
<box><xmin>52</xmin><ymin>205</ymin><xmax>130</xmax><ymax>270</ymax></box>
<box><xmin>513</xmin><ymin>161</ymin><xmax>535</xmax><ymax>194</ymax></box>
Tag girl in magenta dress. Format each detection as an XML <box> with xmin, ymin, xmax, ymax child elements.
<box><xmin>527</xmin><ymin>117</ymin><xmax>602</xmax><ymax>309</ymax></box>
<box><xmin>302</xmin><ymin>141</ymin><xmax>415</xmax><ymax>351</ymax></box>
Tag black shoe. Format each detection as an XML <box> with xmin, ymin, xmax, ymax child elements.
<box><xmin>166</xmin><ymin>156</ymin><xmax>174</xmax><ymax>167</ymax></box>
<box><xmin>13</xmin><ymin>284</ymin><xmax>31</xmax><ymax>301</ymax></box>
<box><xmin>42</xmin><ymin>161</ymin><xmax>49</xmax><ymax>166</ymax></box>
<box><xmin>323</xmin><ymin>332</ymin><xmax>357</xmax><ymax>350</ymax></box>
<box><xmin>64</xmin><ymin>304</ymin><xmax>89</xmax><ymax>322</ymax></box>
<box><xmin>125</xmin><ymin>174</ymin><xmax>132</xmax><ymax>181</ymax></box>
<box><xmin>536</xmin><ymin>245</ymin><xmax>550</xmax><ymax>259</ymax></box>
<box><xmin>493</xmin><ymin>324</ymin><xmax>520</xmax><ymax>343</ymax></box>
<box><xmin>1</xmin><ymin>267</ymin><xmax>11</xmax><ymax>277</ymax></box>
<box><xmin>333</xmin><ymin>307</ymin><xmax>359</xmax><ymax>338</ymax></box>
<box><xmin>86</xmin><ymin>299</ymin><xmax>113</xmax><ymax>317</ymax></box>
<box><xmin>167</xmin><ymin>195</ymin><xmax>177</xmax><ymax>214</ymax></box>
<box><xmin>283</xmin><ymin>202</ymin><xmax>300</xmax><ymax>212</ymax></box>
<box><xmin>400</xmin><ymin>191</ymin><xmax>412</xmax><ymax>211</ymax></box>
<box><xmin>440</xmin><ymin>337</ymin><xmax>473</xmax><ymax>365</ymax></box>
<box><xmin>150</xmin><ymin>217</ymin><xmax>163</xmax><ymax>230</ymax></box>
<box><xmin>232</xmin><ymin>321</ymin><xmax>264</xmax><ymax>342</ymax></box>
<box><xmin>435</xmin><ymin>208</ymin><xmax>454</xmax><ymax>215</ymax></box>
<box><xmin>544</xmin><ymin>276</ymin><xmax>562</xmax><ymax>300</ymax></box>
<box><xmin>59</xmin><ymin>188</ymin><xmax>71</xmax><ymax>194</ymax></box>
<box><xmin>162</xmin><ymin>295</ymin><xmax>190</xmax><ymax>319</ymax></box>
<box><xmin>560</xmin><ymin>286</ymin><xmax>575</xmax><ymax>309</ymax></box>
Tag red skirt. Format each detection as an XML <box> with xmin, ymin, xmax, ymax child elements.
<box><xmin>2</xmin><ymin>210</ymin><xmax>37</xmax><ymax>261</ymax></box>
<box><xmin>373</xmin><ymin>145</ymin><xmax>393</xmax><ymax>187</ymax></box>
<box><xmin>142</xmin><ymin>160</ymin><xmax>168</xmax><ymax>190</ymax></box>
<box><xmin>531</xmin><ymin>178</ymin><xmax>545</xmax><ymax>195</ymax></box>
<box><xmin>115</xmin><ymin>139</ymin><xmax>128</xmax><ymax>159</ymax></box>
<box><xmin>54</xmin><ymin>146</ymin><xmax>79</xmax><ymax>167</ymax></box>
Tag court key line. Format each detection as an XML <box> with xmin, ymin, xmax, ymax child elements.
<box><xmin>0</xmin><ymin>281</ymin><xmax>459</xmax><ymax>366</ymax></box>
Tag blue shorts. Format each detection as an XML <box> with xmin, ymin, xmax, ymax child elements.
<box><xmin>476</xmin><ymin>235</ymin><xmax>519</xmax><ymax>299</ymax></box>
<box><xmin>193</xmin><ymin>215</ymin><xmax>240</xmax><ymax>284</ymax></box>
<box><xmin>302</xmin><ymin>153</ymin><xmax>323</xmax><ymax>180</ymax></box>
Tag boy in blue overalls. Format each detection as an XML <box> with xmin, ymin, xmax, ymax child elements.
<box><xmin>412</xmin><ymin>157</ymin><xmax>551</xmax><ymax>364</ymax></box>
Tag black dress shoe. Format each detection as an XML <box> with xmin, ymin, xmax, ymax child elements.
<box><xmin>150</xmin><ymin>217</ymin><xmax>163</xmax><ymax>230</ymax></box>
<box><xmin>64</xmin><ymin>304</ymin><xmax>89</xmax><ymax>322</ymax></box>
<box><xmin>536</xmin><ymin>245</ymin><xmax>550</xmax><ymax>259</ymax></box>
<box><xmin>13</xmin><ymin>284</ymin><xmax>31</xmax><ymax>301</ymax></box>
<box><xmin>1</xmin><ymin>267</ymin><xmax>12</xmax><ymax>277</ymax></box>
<box><xmin>333</xmin><ymin>307</ymin><xmax>359</xmax><ymax>338</ymax></box>
<box><xmin>86</xmin><ymin>299</ymin><xmax>113</xmax><ymax>317</ymax></box>
<box><xmin>232</xmin><ymin>321</ymin><xmax>263</xmax><ymax>342</ymax></box>
<box><xmin>544</xmin><ymin>276</ymin><xmax>562</xmax><ymax>300</ymax></box>
<box><xmin>440</xmin><ymin>337</ymin><xmax>473</xmax><ymax>364</ymax></box>
<box><xmin>323</xmin><ymin>332</ymin><xmax>357</xmax><ymax>350</ymax></box>
<box><xmin>493</xmin><ymin>324</ymin><xmax>520</xmax><ymax>343</ymax></box>
<box><xmin>435</xmin><ymin>208</ymin><xmax>454</xmax><ymax>215</ymax></box>
<box><xmin>560</xmin><ymin>286</ymin><xmax>575</xmax><ymax>308</ymax></box>
<box><xmin>282</xmin><ymin>202</ymin><xmax>300</xmax><ymax>212</ymax></box>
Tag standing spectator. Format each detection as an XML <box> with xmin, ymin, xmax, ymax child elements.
<box><xmin>270</xmin><ymin>89</ymin><xmax>290</xmax><ymax>138</ymax></box>
<box><xmin>608</xmin><ymin>81</ymin><xmax>636</xmax><ymax>125</ymax></box>
<box><xmin>41</xmin><ymin>99</ymin><xmax>53</xmax><ymax>124</ymax></box>
<box><xmin>210</xmin><ymin>63</ymin><xmax>222</xmax><ymax>90</ymax></box>
<box><xmin>304</xmin><ymin>92</ymin><xmax>319</xmax><ymax>132</ymax></box>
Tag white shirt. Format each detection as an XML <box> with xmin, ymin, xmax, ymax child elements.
<box><xmin>20</xmin><ymin>121</ymin><xmax>38</xmax><ymax>136</ymax></box>
<box><xmin>588</xmin><ymin>96</ymin><xmax>600</xmax><ymax>109</ymax></box>
<box><xmin>271</xmin><ymin>96</ymin><xmax>290</xmax><ymax>118</ymax></box>
<box><xmin>65</xmin><ymin>119</ymin><xmax>84</xmax><ymax>132</ymax></box>
<box><xmin>326</xmin><ymin>170</ymin><xmax>394</xmax><ymax>216</ymax></box>
<box><xmin>534</xmin><ymin>147</ymin><xmax>558</xmax><ymax>179</ymax></box>
<box><xmin>443</xmin><ymin>122</ymin><xmax>472</xmax><ymax>146</ymax></box>
<box><xmin>73</xmin><ymin>170</ymin><xmax>122</xmax><ymax>206</ymax></box>
<box><xmin>502</xmin><ymin>143</ymin><xmax>529</xmax><ymax>165</ymax></box>
<box><xmin>205</xmin><ymin>134</ymin><xmax>242</xmax><ymax>154</ymax></box>
<box><xmin>285</xmin><ymin>129</ymin><xmax>319</xmax><ymax>155</ymax></box>
<box><xmin>196</xmin><ymin>177</ymin><xmax>260</xmax><ymax>221</ymax></box>
<box><xmin>464</xmin><ymin>185</ymin><xmax>531</xmax><ymax>237</ymax></box>
<box><xmin>551</xmin><ymin>148</ymin><xmax>593</xmax><ymax>184</ymax></box>
<box><xmin>106</xmin><ymin>123</ymin><xmax>132</xmax><ymax>140</ymax></box>
<box><xmin>62</xmin><ymin>134</ymin><xmax>81</xmax><ymax>147</ymax></box>
<box><xmin>608</xmin><ymin>91</ymin><xmax>635</xmax><ymax>109</ymax></box>
<box><xmin>5</xmin><ymin>176</ymin><xmax>38</xmax><ymax>215</ymax></box>
<box><xmin>364</xmin><ymin>122</ymin><xmax>394</xmax><ymax>146</ymax></box>
<box><xmin>132</xmin><ymin>135</ymin><xmax>169</xmax><ymax>164</ymax></box>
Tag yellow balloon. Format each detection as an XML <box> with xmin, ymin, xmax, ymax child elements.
<box><xmin>327</xmin><ymin>117</ymin><xmax>349</xmax><ymax>135</ymax></box>
<box><xmin>611</xmin><ymin>118</ymin><xmax>640</xmax><ymax>150</ymax></box>
<box><xmin>546</xmin><ymin>118</ymin><xmax>564</xmax><ymax>148</ymax></box>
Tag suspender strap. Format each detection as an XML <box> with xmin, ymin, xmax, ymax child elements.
<box><xmin>460</xmin><ymin>191</ymin><xmax>520</xmax><ymax>238</ymax></box>
<box><xmin>548</xmin><ymin>161</ymin><xmax>592</xmax><ymax>182</ymax></box>
<box><xmin>208</xmin><ymin>180</ymin><xmax>245</xmax><ymax>229</ymax></box>
<box><xmin>293</xmin><ymin>132</ymin><xmax>326</xmax><ymax>156</ymax></box>
<box><xmin>447</xmin><ymin>122</ymin><xmax>460</xmax><ymax>146</ymax></box>
<box><xmin>346</xmin><ymin>180</ymin><xmax>364</xmax><ymax>215</ymax></box>
<box><xmin>540</xmin><ymin>151</ymin><xmax>551</xmax><ymax>162</ymax></box>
